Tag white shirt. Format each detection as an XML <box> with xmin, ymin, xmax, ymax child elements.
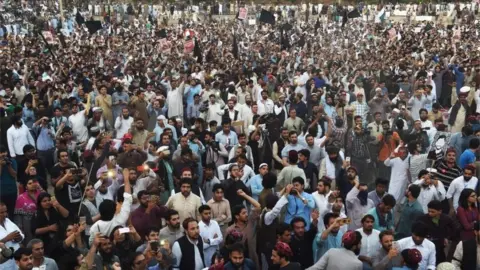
<box><xmin>356</xmin><ymin>228</ymin><xmax>381</xmax><ymax>258</ymax></box>
<box><xmin>0</xmin><ymin>218</ymin><xmax>24</xmax><ymax>268</ymax></box>
<box><xmin>172</xmin><ymin>237</ymin><xmax>205</xmax><ymax>270</ymax></box>
<box><xmin>446</xmin><ymin>176</ymin><xmax>479</xmax><ymax>211</ymax></box>
<box><xmin>198</xmin><ymin>220</ymin><xmax>223</xmax><ymax>267</ymax></box>
<box><xmin>89</xmin><ymin>192</ymin><xmax>133</xmax><ymax>245</ymax></box>
<box><xmin>68</xmin><ymin>110</ymin><xmax>89</xmax><ymax>142</ymax></box>
<box><xmin>94</xmin><ymin>178</ymin><xmax>121</xmax><ymax>203</ymax></box>
<box><xmin>396</xmin><ymin>237</ymin><xmax>436</xmax><ymax>270</ymax></box>
<box><xmin>384</xmin><ymin>156</ymin><xmax>411</xmax><ymax>202</ymax></box>
<box><xmin>114</xmin><ymin>116</ymin><xmax>134</xmax><ymax>139</ymax></box>
<box><xmin>257</xmin><ymin>98</ymin><xmax>274</xmax><ymax>115</ymax></box>
<box><xmin>413</xmin><ymin>179</ymin><xmax>446</xmax><ymax>213</ymax></box>
<box><xmin>6</xmin><ymin>124</ymin><xmax>35</xmax><ymax>157</ymax></box>
<box><xmin>217</xmin><ymin>163</ymin><xmax>255</xmax><ymax>184</ymax></box>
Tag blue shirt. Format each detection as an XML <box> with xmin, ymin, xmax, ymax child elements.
<box><xmin>0</xmin><ymin>159</ymin><xmax>17</xmax><ymax>195</ymax></box>
<box><xmin>281</xmin><ymin>143</ymin><xmax>306</xmax><ymax>158</ymax></box>
<box><xmin>153</xmin><ymin>124</ymin><xmax>177</xmax><ymax>143</ymax></box>
<box><xmin>459</xmin><ymin>149</ymin><xmax>476</xmax><ymax>169</ymax></box>
<box><xmin>34</xmin><ymin>125</ymin><xmax>55</xmax><ymax>151</ymax></box>
<box><xmin>284</xmin><ymin>192</ymin><xmax>315</xmax><ymax>230</ymax></box>
<box><xmin>215</xmin><ymin>131</ymin><xmax>238</xmax><ymax>150</ymax></box>
<box><xmin>246</xmin><ymin>174</ymin><xmax>263</xmax><ymax>201</ymax></box>
<box><xmin>366</xmin><ymin>207</ymin><xmax>395</xmax><ymax>232</ymax></box>
<box><xmin>315</xmin><ymin>231</ymin><xmax>343</xmax><ymax>260</ymax></box>
<box><xmin>22</xmin><ymin>107</ymin><xmax>35</xmax><ymax>128</ymax></box>
<box><xmin>184</xmin><ymin>84</ymin><xmax>201</xmax><ymax>105</ymax></box>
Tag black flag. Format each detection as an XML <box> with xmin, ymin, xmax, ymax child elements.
<box><xmin>341</xmin><ymin>10</ymin><xmax>348</xmax><ymax>28</ymax></box>
<box><xmin>194</xmin><ymin>38</ymin><xmax>202</xmax><ymax>64</ymax></box>
<box><xmin>348</xmin><ymin>9</ymin><xmax>361</xmax><ymax>18</ymax></box>
<box><xmin>232</xmin><ymin>33</ymin><xmax>239</xmax><ymax>59</ymax></box>
<box><xmin>76</xmin><ymin>12</ymin><xmax>85</xmax><ymax>25</ymax></box>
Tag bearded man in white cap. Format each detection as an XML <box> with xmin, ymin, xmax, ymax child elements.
<box><xmin>87</xmin><ymin>107</ymin><xmax>112</xmax><ymax>132</ymax></box>
<box><xmin>449</xmin><ymin>86</ymin><xmax>474</xmax><ymax>133</ymax></box>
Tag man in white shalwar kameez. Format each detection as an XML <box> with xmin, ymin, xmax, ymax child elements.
<box><xmin>384</xmin><ymin>146</ymin><xmax>411</xmax><ymax>203</ymax></box>
<box><xmin>162</xmin><ymin>75</ymin><xmax>185</xmax><ymax>119</ymax></box>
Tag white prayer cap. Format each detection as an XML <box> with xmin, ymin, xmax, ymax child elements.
<box><xmin>156</xmin><ymin>146</ymin><xmax>170</xmax><ymax>155</ymax></box>
<box><xmin>436</xmin><ymin>262</ymin><xmax>455</xmax><ymax>270</ymax></box>
<box><xmin>459</xmin><ymin>86</ymin><xmax>471</xmax><ymax>94</ymax></box>
<box><xmin>93</xmin><ymin>107</ymin><xmax>103</xmax><ymax>113</ymax></box>
<box><xmin>258</xmin><ymin>163</ymin><xmax>268</xmax><ymax>169</ymax></box>
<box><xmin>392</xmin><ymin>108</ymin><xmax>400</xmax><ymax>114</ymax></box>
<box><xmin>426</xmin><ymin>168</ymin><xmax>438</xmax><ymax>173</ymax></box>
<box><xmin>157</xmin><ymin>115</ymin><xmax>166</xmax><ymax>121</ymax></box>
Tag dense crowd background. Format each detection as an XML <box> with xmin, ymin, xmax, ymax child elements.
<box><xmin>2</xmin><ymin>1</ymin><xmax>480</xmax><ymax>270</ymax></box>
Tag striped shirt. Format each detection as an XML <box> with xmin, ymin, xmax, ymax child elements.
<box><xmin>434</xmin><ymin>159</ymin><xmax>462</xmax><ymax>189</ymax></box>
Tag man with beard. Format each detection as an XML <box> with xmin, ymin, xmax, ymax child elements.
<box><xmin>446</xmin><ymin>165</ymin><xmax>478</xmax><ymax>215</ymax></box>
<box><xmin>355</xmin><ymin>215</ymin><xmax>380</xmax><ymax>269</ymax></box>
<box><xmin>345</xmin><ymin>179</ymin><xmax>375</xmax><ymax>230</ymax></box>
<box><xmin>228</xmin><ymin>133</ymin><xmax>254</xmax><ymax>166</ymax></box>
<box><xmin>384</xmin><ymin>147</ymin><xmax>411</xmax><ymax>203</ymax></box>
<box><xmin>346</xmin><ymin>125</ymin><xmax>375</xmax><ymax>183</ymax></box>
<box><xmin>223</xmin><ymin>243</ymin><xmax>256</xmax><ymax>270</ymax></box>
<box><xmin>368</xmin><ymin>88</ymin><xmax>391</xmax><ymax>120</ymax></box>
<box><xmin>154</xmin><ymin>115</ymin><xmax>177</xmax><ymax>143</ymax></box>
<box><xmin>316</xmin><ymin>213</ymin><xmax>343</xmax><ymax>260</ymax></box>
<box><xmin>87</xmin><ymin>107</ymin><xmax>112</xmax><ymax>133</ymax></box>
<box><xmin>395</xmin><ymin>222</ymin><xmax>437</xmax><ymax>270</ymax></box>
<box><xmin>271</xmin><ymin>242</ymin><xmax>301</xmax><ymax>270</ymax></box>
<box><xmin>412</xmin><ymin>169</ymin><xmax>446</xmax><ymax>213</ymax></box>
<box><xmin>114</xmin><ymin>108</ymin><xmax>133</xmax><ymax>139</ymax></box>
<box><xmin>397</xmin><ymin>184</ymin><xmax>423</xmax><ymax>239</ymax></box>
<box><xmin>257</xmin><ymin>90</ymin><xmax>274</xmax><ymax>116</ymax></box>
<box><xmin>337</xmin><ymin>163</ymin><xmax>358</xmax><ymax>204</ymax></box>
<box><xmin>117</xmin><ymin>139</ymin><xmax>148</xmax><ymax>170</ymax></box>
<box><xmin>125</xmin><ymin>165</ymin><xmax>157</xmax><ymax>210</ymax></box>
<box><xmin>221</xmin><ymin>99</ymin><xmax>242</xmax><ymax>123</ymax></box>
<box><xmin>274</xmin><ymin>94</ymin><xmax>288</xmax><ymax>124</ymax></box>
<box><xmin>14</xmin><ymin>248</ymin><xmax>33</xmax><ymax>270</ymax></box>
<box><xmin>159</xmin><ymin>210</ymin><xmax>183</xmax><ymax>248</ymax></box>
<box><xmin>283</xmin><ymin>108</ymin><xmax>305</xmax><ymax>134</ymax></box>
<box><xmin>320</xmin><ymin>146</ymin><xmax>344</xmax><ymax>189</ymax></box>
<box><xmin>308</xmin><ymin>230</ymin><xmax>363</xmax><ymax>270</ymax></box>
<box><xmin>281</xmin><ymin>131</ymin><xmax>305</xmax><ymax>164</ymax></box>
<box><xmin>111</xmin><ymin>84</ymin><xmax>129</xmax><ymax>122</ymax></box>
<box><xmin>85</xmin><ymin>233</ymin><xmax>121</xmax><ymax>270</ymax></box>
<box><xmin>7</xmin><ymin>115</ymin><xmax>35</xmax><ymax>161</ymax></box>
<box><xmin>129</xmin><ymin>89</ymin><xmax>149</xmax><ymax>126</ymax></box>
<box><xmin>172</xmin><ymin>218</ymin><xmax>205</xmax><ymax>270</ymax></box>
<box><xmin>131</xmin><ymin>118</ymin><xmax>150</xmax><ymax>147</ymax></box>
<box><xmin>272</xmin><ymin>128</ymin><xmax>289</xmax><ymax>173</ymax></box>
<box><xmin>366</xmin><ymin>194</ymin><xmax>396</xmax><ymax>231</ymax></box>
<box><xmin>449</xmin><ymin>88</ymin><xmax>472</xmax><ymax>133</ymax></box>
<box><xmin>68</xmin><ymin>96</ymin><xmax>91</xmax><ymax>143</ymax></box>
<box><xmin>453</xmin><ymin>221</ymin><xmax>480</xmax><ymax>269</ymax></box>
<box><xmin>372</xmin><ymin>230</ymin><xmax>402</xmax><ymax>269</ymax></box>
<box><xmin>131</xmin><ymin>190</ymin><xmax>168</xmax><ymax>239</ymax></box>
<box><xmin>290</xmin><ymin>213</ymin><xmax>319</xmax><ymax>269</ymax></box>
<box><xmin>166</xmin><ymin>178</ymin><xmax>202</xmax><ymax>223</ymax></box>
<box><xmin>418</xmin><ymin>200</ymin><xmax>459</xmax><ymax>264</ymax></box>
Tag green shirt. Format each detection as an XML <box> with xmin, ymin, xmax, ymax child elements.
<box><xmin>396</xmin><ymin>200</ymin><xmax>424</xmax><ymax>239</ymax></box>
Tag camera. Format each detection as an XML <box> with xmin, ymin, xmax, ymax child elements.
<box><xmin>290</xmin><ymin>189</ymin><xmax>298</xmax><ymax>195</ymax></box>
<box><xmin>199</xmin><ymin>100</ymin><xmax>209</xmax><ymax>113</ymax></box>
<box><xmin>208</xmin><ymin>141</ymin><xmax>219</xmax><ymax>151</ymax></box>
<box><xmin>3</xmin><ymin>158</ymin><xmax>12</xmax><ymax>165</ymax></box>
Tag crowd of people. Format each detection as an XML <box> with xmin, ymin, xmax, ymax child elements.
<box><xmin>2</xmin><ymin>1</ymin><xmax>480</xmax><ymax>270</ymax></box>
